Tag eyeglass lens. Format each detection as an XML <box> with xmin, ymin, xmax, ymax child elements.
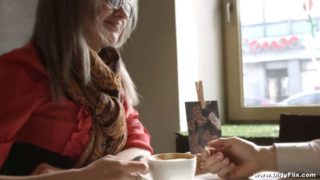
<box><xmin>107</xmin><ymin>0</ymin><xmax>132</xmax><ymax>18</ymax></box>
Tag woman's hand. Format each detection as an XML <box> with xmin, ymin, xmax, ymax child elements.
<box><xmin>196</xmin><ymin>153</ymin><xmax>209</xmax><ymax>175</ymax></box>
<box><xmin>199</xmin><ymin>137</ymin><xmax>277</xmax><ymax>179</ymax></box>
<box><xmin>0</xmin><ymin>155</ymin><xmax>148</xmax><ymax>180</ymax></box>
<box><xmin>80</xmin><ymin>155</ymin><xmax>148</xmax><ymax>180</ymax></box>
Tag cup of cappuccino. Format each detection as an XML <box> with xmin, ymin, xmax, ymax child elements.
<box><xmin>147</xmin><ymin>153</ymin><xmax>196</xmax><ymax>180</ymax></box>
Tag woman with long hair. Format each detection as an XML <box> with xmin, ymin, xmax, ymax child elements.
<box><xmin>0</xmin><ymin>0</ymin><xmax>152</xmax><ymax>179</ymax></box>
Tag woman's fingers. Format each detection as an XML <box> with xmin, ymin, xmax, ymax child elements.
<box><xmin>200</xmin><ymin>148</ymin><xmax>210</xmax><ymax>161</ymax></box>
<box><xmin>205</xmin><ymin>152</ymin><xmax>224</xmax><ymax>167</ymax></box>
<box><xmin>105</xmin><ymin>154</ymin><xmax>121</xmax><ymax>160</ymax></box>
<box><xmin>97</xmin><ymin>155</ymin><xmax>149</xmax><ymax>179</ymax></box>
<box><xmin>123</xmin><ymin>160</ymin><xmax>149</xmax><ymax>174</ymax></box>
<box><xmin>207</xmin><ymin>156</ymin><xmax>230</xmax><ymax>174</ymax></box>
<box><xmin>196</xmin><ymin>153</ymin><xmax>209</xmax><ymax>175</ymax></box>
<box><xmin>207</xmin><ymin>138</ymin><xmax>225</xmax><ymax>148</ymax></box>
<box><xmin>216</xmin><ymin>162</ymin><xmax>235</xmax><ymax>178</ymax></box>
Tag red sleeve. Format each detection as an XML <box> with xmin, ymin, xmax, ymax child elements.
<box><xmin>123</xmin><ymin>101</ymin><xmax>153</xmax><ymax>154</ymax></box>
<box><xmin>0</xmin><ymin>52</ymin><xmax>43</xmax><ymax>168</ymax></box>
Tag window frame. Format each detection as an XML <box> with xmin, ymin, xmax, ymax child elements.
<box><xmin>222</xmin><ymin>0</ymin><xmax>320</xmax><ymax>122</ymax></box>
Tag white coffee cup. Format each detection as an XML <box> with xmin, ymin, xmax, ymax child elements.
<box><xmin>147</xmin><ymin>153</ymin><xmax>196</xmax><ymax>180</ymax></box>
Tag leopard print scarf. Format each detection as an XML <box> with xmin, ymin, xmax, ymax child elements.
<box><xmin>63</xmin><ymin>47</ymin><xmax>127</xmax><ymax>167</ymax></box>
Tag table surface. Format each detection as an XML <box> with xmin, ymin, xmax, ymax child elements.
<box><xmin>140</xmin><ymin>173</ymin><xmax>226</xmax><ymax>180</ymax></box>
<box><xmin>142</xmin><ymin>172</ymin><xmax>282</xmax><ymax>180</ymax></box>
<box><xmin>194</xmin><ymin>173</ymin><xmax>220</xmax><ymax>179</ymax></box>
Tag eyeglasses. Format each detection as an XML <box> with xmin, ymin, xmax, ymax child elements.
<box><xmin>106</xmin><ymin>0</ymin><xmax>132</xmax><ymax>18</ymax></box>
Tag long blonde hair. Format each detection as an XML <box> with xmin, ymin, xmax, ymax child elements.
<box><xmin>32</xmin><ymin>0</ymin><xmax>139</xmax><ymax>105</ymax></box>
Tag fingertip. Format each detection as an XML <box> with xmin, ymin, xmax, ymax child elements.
<box><xmin>216</xmin><ymin>152</ymin><xmax>224</xmax><ymax>159</ymax></box>
<box><xmin>137</xmin><ymin>161</ymin><xmax>148</xmax><ymax>169</ymax></box>
<box><xmin>207</xmin><ymin>138</ymin><xmax>223</xmax><ymax>147</ymax></box>
<box><xmin>229</xmin><ymin>162</ymin><xmax>236</xmax><ymax>169</ymax></box>
<box><xmin>141</xmin><ymin>162</ymin><xmax>149</xmax><ymax>174</ymax></box>
<box><xmin>126</xmin><ymin>161</ymin><xmax>149</xmax><ymax>174</ymax></box>
<box><xmin>200</xmin><ymin>149</ymin><xmax>210</xmax><ymax>158</ymax></box>
<box><xmin>104</xmin><ymin>155</ymin><xmax>118</xmax><ymax>160</ymax></box>
<box><xmin>215</xmin><ymin>160</ymin><xmax>236</xmax><ymax>179</ymax></box>
<box><xmin>208</xmin><ymin>147</ymin><xmax>217</xmax><ymax>155</ymax></box>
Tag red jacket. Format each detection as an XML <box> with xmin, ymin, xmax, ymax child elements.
<box><xmin>0</xmin><ymin>43</ymin><xmax>153</xmax><ymax>168</ymax></box>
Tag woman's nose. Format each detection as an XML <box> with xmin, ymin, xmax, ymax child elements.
<box><xmin>114</xmin><ymin>6</ymin><xmax>128</xmax><ymax>19</ymax></box>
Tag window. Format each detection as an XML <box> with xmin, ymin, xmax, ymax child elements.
<box><xmin>223</xmin><ymin>0</ymin><xmax>320</xmax><ymax>121</ymax></box>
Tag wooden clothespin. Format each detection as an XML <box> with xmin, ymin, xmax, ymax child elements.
<box><xmin>195</xmin><ymin>80</ymin><xmax>206</xmax><ymax>109</ymax></box>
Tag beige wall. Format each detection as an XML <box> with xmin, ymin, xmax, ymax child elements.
<box><xmin>122</xmin><ymin>0</ymin><xmax>179</xmax><ymax>153</ymax></box>
<box><xmin>194</xmin><ymin>1</ymin><xmax>224</xmax><ymax>123</ymax></box>
<box><xmin>0</xmin><ymin>0</ymin><xmax>37</xmax><ymax>54</ymax></box>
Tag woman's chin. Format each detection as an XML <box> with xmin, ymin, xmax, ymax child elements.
<box><xmin>105</xmin><ymin>34</ymin><xmax>119</xmax><ymax>46</ymax></box>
